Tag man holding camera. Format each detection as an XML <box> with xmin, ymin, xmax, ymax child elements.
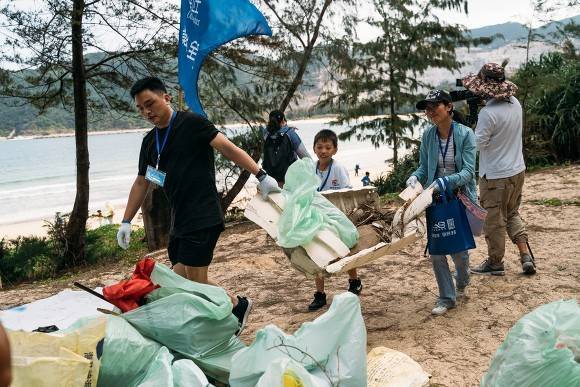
<box><xmin>462</xmin><ymin>63</ymin><xmax>536</xmax><ymax>276</ymax></box>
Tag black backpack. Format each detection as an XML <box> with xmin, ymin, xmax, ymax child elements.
<box><xmin>262</xmin><ymin>129</ymin><xmax>297</xmax><ymax>182</ymax></box>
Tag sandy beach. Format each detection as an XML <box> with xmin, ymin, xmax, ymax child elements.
<box><xmin>1</xmin><ymin>164</ymin><xmax>578</xmax><ymax>386</ymax></box>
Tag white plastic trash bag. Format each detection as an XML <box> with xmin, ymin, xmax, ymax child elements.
<box><xmin>367</xmin><ymin>347</ymin><xmax>430</xmax><ymax>387</ymax></box>
<box><xmin>255</xmin><ymin>358</ymin><xmax>328</xmax><ymax>387</ymax></box>
<box><xmin>229</xmin><ymin>292</ymin><xmax>367</xmax><ymax>387</ymax></box>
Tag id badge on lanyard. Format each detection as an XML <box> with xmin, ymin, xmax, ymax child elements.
<box><xmin>145</xmin><ymin>111</ymin><xmax>176</xmax><ymax>187</ymax></box>
<box><xmin>145</xmin><ymin>165</ymin><xmax>166</xmax><ymax>187</ymax></box>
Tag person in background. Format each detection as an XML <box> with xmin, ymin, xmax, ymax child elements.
<box><xmin>361</xmin><ymin>171</ymin><xmax>371</xmax><ymax>186</ymax></box>
<box><xmin>262</xmin><ymin>110</ymin><xmax>311</xmax><ymax>187</ymax></box>
<box><xmin>355</xmin><ymin>163</ymin><xmax>360</xmax><ymax>176</ymax></box>
<box><xmin>0</xmin><ymin>323</ymin><xmax>11</xmax><ymax>387</ymax></box>
<box><xmin>103</xmin><ymin>203</ymin><xmax>114</xmax><ymax>225</ymax></box>
<box><xmin>93</xmin><ymin>209</ymin><xmax>105</xmax><ymax>226</ymax></box>
<box><xmin>463</xmin><ymin>63</ymin><xmax>536</xmax><ymax>276</ymax></box>
<box><xmin>308</xmin><ymin>129</ymin><xmax>361</xmax><ymax>311</ymax></box>
<box><xmin>116</xmin><ymin>77</ymin><xmax>280</xmax><ymax>334</ymax></box>
<box><xmin>406</xmin><ymin>89</ymin><xmax>477</xmax><ymax>316</ymax></box>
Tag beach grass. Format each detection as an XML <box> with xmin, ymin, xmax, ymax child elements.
<box><xmin>529</xmin><ymin>198</ymin><xmax>580</xmax><ymax>207</ymax></box>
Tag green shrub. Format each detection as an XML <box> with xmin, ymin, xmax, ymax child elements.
<box><xmin>513</xmin><ymin>52</ymin><xmax>580</xmax><ymax>166</ymax></box>
<box><xmin>372</xmin><ymin>147</ymin><xmax>420</xmax><ymax>195</ymax></box>
<box><xmin>0</xmin><ymin>236</ymin><xmax>56</xmax><ymax>285</ymax></box>
<box><xmin>0</xmin><ymin>219</ymin><xmax>147</xmax><ymax>286</ymax></box>
<box><xmin>44</xmin><ymin>212</ymin><xmax>70</xmax><ymax>265</ymax></box>
<box><xmin>85</xmin><ymin>224</ymin><xmax>146</xmax><ymax>264</ymax></box>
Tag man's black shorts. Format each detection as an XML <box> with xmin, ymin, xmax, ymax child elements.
<box><xmin>167</xmin><ymin>223</ymin><xmax>224</xmax><ymax>267</ymax></box>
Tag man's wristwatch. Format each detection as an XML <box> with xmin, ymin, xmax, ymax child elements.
<box><xmin>255</xmin><ymin>168</ymin><xmax>267</xmax><ymax>182</ymax></box>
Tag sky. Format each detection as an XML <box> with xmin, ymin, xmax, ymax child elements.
<box><xmin>1</xmin><ymin>0</ymin><xmax>578</xmax><ymax>64</ymax></box>
<box><xmin>5</xmin><ymin>0</ymin><xmax>579</xmax><ymax>29</ymax></box>
<box><xmin>437</xmin><ymin>0</ymin><xmax>579</xmax><ymax>28</ymax></box>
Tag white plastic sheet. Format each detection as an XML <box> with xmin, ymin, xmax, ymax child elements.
<box><xmin>1</xmin><ymin>288</ymin><xmax>110</xmax><ymax>331</ymax></box>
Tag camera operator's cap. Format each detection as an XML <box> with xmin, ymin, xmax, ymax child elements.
<box><xmin>462</xmin><ymin>63</ymin><xmax>518</xmax><ymax>101</ymax></box>
<box><xmin>416</xmin><ymin>89</ymin><xmax>452</xmax><ymax>110</ymax></box>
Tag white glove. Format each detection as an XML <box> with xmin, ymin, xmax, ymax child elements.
<box><xmin>406</xmin><ymin>175</ymin><xmax>418</xmax><ymax>188</ymax></box>
<box><xmin>117</xmin><ymin>222</ymin><xmax>132</xmax><ymax>250</ymax></box>
<box><xmin>257</xmin><ymin>174</ymin><xmax>281</xmax><ymax>200</ymax></box>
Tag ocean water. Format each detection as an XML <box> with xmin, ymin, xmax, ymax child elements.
<box><xmin>0</xmin><ymin>118</ymin><xmax>417</xmax><ymax>225</ymax></box>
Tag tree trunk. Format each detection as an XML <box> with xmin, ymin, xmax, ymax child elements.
<box><xmin>388</xmin><ymin>31</ymin><xmax>398</xmax><ymax>167</ymax></box>
<box><xmin>65</xmin><ymin>0</ymin><xmax>90</xmax><ymax>265</ymax></box>
<box><xmin>279</xmin><ymin>0</ymin><xmax>332</xmax><ymax>111</ymax></box>
<box><xmin>220</xmin><ymin>147</ymin><xmax>261</xmax><ymax>214</ymax></box>
<box><xmin>389</xmin><ymin>93</ymin><xmax>398</xmax><ymax>167</ymax></box>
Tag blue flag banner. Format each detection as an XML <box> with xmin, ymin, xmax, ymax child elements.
<box><xmin>178</xmin><ymin>0</ymin><xmax>272</xmax><ymax>116</ymax></box>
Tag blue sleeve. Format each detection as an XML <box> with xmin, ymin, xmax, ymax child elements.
<box><xmin>262</xmin><ymin>126</ymin><xmax>268</xmax><ymax>140</ymax></box>
<box><xmin>287</xmin><ymin>128</ymin><xmax>311</xmax><ymax>159</ymax></box>
<box><xmin>411</xmin><ymin>130</ymin><xmax>429</xmax><ymax>185</ymax></box>
<box><xmin>286</xmin><ymin>128</ymin><xmax>303</xmax><ymax>150</ymax></box>
<box><xmin>447</xmin><ymin>128</ymin><xmax>476</xmax><ymax>189</ymax></box>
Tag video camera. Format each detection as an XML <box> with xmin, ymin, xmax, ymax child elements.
<box><xmin>449</xmin><ymin>79</ymin><xmax>483</xmax><ymax>128</ymax></box>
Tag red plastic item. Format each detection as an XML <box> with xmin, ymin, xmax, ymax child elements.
<box><xmin>103</xmin><ymin>258</ymin><xmax>159</xmax><ymax>312</ymax></box>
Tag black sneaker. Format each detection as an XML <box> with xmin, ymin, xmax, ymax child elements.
<box><xmin>470</xmin><ymin>259</ymin><xmax>505</xmax><ymax>276</ymax></box>
<box><xmin>348</xmin><ymin>278</ymin><xmax>363</xmax><ymax>295</ymax></box>
<box><xmin>308</xmin><ymin>292</ymin><xmax>327</xmax><ymax>311</ymax></box>
<box><xmin>520</xmin><ymin>253</ymin><xmax>536</xmax><ymax>275</ymax></box>
<box><xmin>232</xmin><ymin>296</ymin><xmax>252</xmax><ymax>336</ymax></box>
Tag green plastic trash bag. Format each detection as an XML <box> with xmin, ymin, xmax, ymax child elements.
<box><xmin>229</xmin><ymin>292</ymin><xmax>367</xmax><ymax>387</ymax></box>
<box><xmin>130</xmin><ymin>262</ymin><xmax>238</xmax><ymax>358</ymax></box>
<box><xmin>98</xmin><ymin>316</ymin><xmax>164</xmax><ymax>386</ymax></box>
<box><xmin>192</xmin><ymin>336</ymin><xmax>247</xmax><ymax>383</ymax></box>
<box><xmin>172</xmin><ymin>358</ymin><xmax>213</xmax><ymax>387</ymax></box>
<box><xmin>278</xmin><ymin>158</ymin><xmax>359</xmax><ymax>248</ymax></box>
<box><xmin>481</xmin><ymin>299</ymin><xmax>580</xmax><ymax>387</ymax></box>
<box><xmin>124</xmin><ymin>293</ymin><xmax>239</xmax><ymax>358</ymax></box>
<box><xmin>138</xmin><ymin>347</ymin><xmax>212</xmax><ymax>387</ymax></box>
<box><xmin>138</xmin><ymin>347</ymin><xmax>174</xmax><ymax>387</ymax></box>
<box><xmin>98</xmin><ymin>316</ymin><xmax>213</xmax><ymax>387</ymax></box>
<box><xmin>149</xmin><ymin>262</ymin><xmax>233</xmax><ymax>318</ymax></box>
<box><xmin>122</xmin><ymin>263</ymin><xmax>246</xmax><ymax>383</ymax></box>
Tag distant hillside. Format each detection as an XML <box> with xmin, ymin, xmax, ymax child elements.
<box><xmin>1</xmin><ymin>15</ymin><xmax>578</xmax><ymax>135</ymax></box>
<box><xmin>468</xmin><ymin>15</ymin><xmax>580</xmax><ymax>49</ymax></box>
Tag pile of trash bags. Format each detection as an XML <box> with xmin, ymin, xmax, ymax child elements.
<box><xmin>482</xmin><ymin>299</ymin><xmax>580</xmax><ymax>387</ymax></box>
<box><xmin>8</xmin><ymin>259</ymin><xmax>368</xmax><ymax>387</ymax></box>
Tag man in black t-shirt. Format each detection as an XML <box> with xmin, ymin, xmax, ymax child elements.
<box><xmin>116</xmin><ymin>77</ymin><xmax>280</xmax><ymax>334</ymax></box>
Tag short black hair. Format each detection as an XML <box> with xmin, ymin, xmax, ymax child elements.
<box><xmin>365</xmin><ymin>171</ymin><xmax>370</xmax><ymax>175</ymax></box>
<box><xmin>130</xmin><ymin>76</ymin><xmax>167</xmax><ymax>99</ymax></box>
<box><xmin>313</xmin><ymin>129</ymin><xmax>338</xmax><ymax>148</ymax></box>
<box><xmin>269</xmin><ymin>109</ymin><xmax>285</xmax><ymax>123</ymax></box>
